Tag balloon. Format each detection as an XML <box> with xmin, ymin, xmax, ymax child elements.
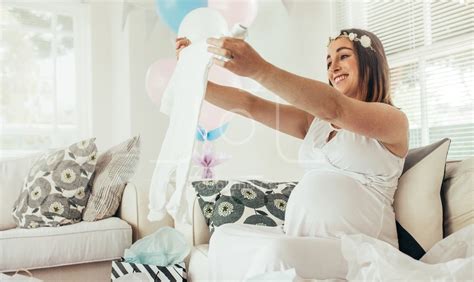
<box><xmin>145</xmin><ymin>58</ymin><xmax>176</xmax><ymax>107</ymax></box>
<box><xmin>207</xmin><ymin>0</ymin><xmax>258</xmax><ymax>27</ymax></box>
<box><xmin>155</xmin><ymin>0</ymin><xmax>208</xmax><ymax>33</ymax></box>
<box><xmin>177</xmin><ymin>8</ymin><xmax>228</xmax><ymax>44</ymax></box>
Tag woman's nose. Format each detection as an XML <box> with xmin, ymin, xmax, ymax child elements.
<box><xmin>329</xmin><ymin>61</ymin><xmax>341</xmax><ymax>73</ymax></box>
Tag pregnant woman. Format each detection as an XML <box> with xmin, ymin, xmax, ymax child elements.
<box><xmin>176</xmin><ymin>28</ymin><xmax>408</xmax><ymax>280</ymax></box>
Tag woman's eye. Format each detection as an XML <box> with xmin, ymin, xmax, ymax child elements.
<box><xmin>341</xmin><ymin>54</ymin><xmax>349</xmax><ymax>59</ymax></box>
<box><xmin>327</xmin><ymin>62</ymin><xmax>332</xmax><ymax>69</ymax></box>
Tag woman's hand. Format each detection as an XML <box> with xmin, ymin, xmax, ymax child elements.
<box><xmin>175</xmin><ymin>37</ymin><xmax>191</xmax><ymax>60</ymax></box>
<box><xmin>206</xmin><ymin>37</ymin><xmax>270</xmax><ymax>81</ymax></box>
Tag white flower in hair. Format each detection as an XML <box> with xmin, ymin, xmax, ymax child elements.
<box><xmin>328</xmin><ymin>31</ymin><xmax>375</xmax><ymax>52</ymax></box>
<box><xmin>360</xmin><ymin>35</ymin><xmax>371</xmax><ymax>48</ymax></box>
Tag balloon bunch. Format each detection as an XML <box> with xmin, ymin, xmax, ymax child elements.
<box><xmin>155</xmin><ymin>0</ymin><xmax>258</xmax><ymax>34</ymax></box>
<box><xmin>146</xmin><ymin>1</ymin><xmax>258</xmax><ymax>134</ymax></box>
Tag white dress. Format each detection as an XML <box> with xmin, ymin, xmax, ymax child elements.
<box><xmin>285</xmin><ymin>118</ymin><xmax>405</xmax><ymax>247</ymax></box>
<box><xmin>208</xmin><ymin>118</ymin><xmax>405</xmax><ymax>280</ymax></box>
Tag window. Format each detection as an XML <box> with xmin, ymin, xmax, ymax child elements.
<box><xmin>0</xmin><ymin>3</ymin><xmax>90</xmax><ymax>159</ymax></box>
<box><xmin>334</xmin><ymin>0</ymin><xmax>473</xmax><ymax>160</ymax></box>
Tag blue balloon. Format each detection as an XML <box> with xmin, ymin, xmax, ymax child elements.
<box><xmin>155</xmin><ymin>0</ymin><xmax>208</xmax><ymax>33</ymax></box>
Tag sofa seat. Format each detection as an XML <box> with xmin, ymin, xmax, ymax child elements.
<box><xmin>188</xmin><ymin>244</ymin><xmax>209</xmax><ymax>281</ymax></box>
<box><xmin>0</xmin><ymin>217</ymin><xmax>132</xmax><ymax>272</ymax></box>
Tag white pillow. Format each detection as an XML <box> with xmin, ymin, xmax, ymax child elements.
<box><xmin>442</xmin><ymin>157</ymin><xmax>474</xmax><ymax>237</ymax></box>
<box><xmin>0</xmin><ymin>153</ymin><xmax>42</xmax><ymax>230</ymax></box>
<box><xmin>394</xmin><ymin>138</ymin><xmax>451</xmax><ymax>259</ymax></box>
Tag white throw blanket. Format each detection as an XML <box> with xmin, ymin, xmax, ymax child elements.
<box><xmin>243</xmin><ymin>225</ymin><xmax>473</xmax><ymax>281</ymax></box>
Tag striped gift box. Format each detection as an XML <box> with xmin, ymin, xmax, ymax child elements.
<box><xmin>111</xmin><ymin>259</ymin><xmax>187</xmax><ymax>281</ymax></box>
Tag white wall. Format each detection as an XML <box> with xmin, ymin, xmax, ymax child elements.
<box><xmin>89</xmin><ymin>0</ymin><xmax>334</xmax><ymax>194</ymax></box>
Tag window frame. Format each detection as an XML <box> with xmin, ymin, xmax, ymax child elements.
<box><xmin>331</xmin><ymin>0</ymin><xmax>473</xmax><ymax>160</ymax></box>
<box><xmin>0</xmin><ymin>1</ymin><xmax>92</xmax><ymax>158</ymax></box>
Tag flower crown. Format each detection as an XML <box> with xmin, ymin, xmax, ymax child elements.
<box><xmin>328</xmin><ymin>32</ymin><xmax>375</xmax><ymax>52</ymax></box>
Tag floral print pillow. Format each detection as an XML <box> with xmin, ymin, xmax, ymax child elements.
<box><xmin>12</xmin><ymin>138</ymin><xmax>98</xmax><ymax>228</ymax></box>
<box><xmin>191</xmin><ymin>179</ymin><xmax>297</xmax><ymax>232</ymax></box>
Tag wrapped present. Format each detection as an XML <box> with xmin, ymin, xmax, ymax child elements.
<box><xmin>111</xmin><ymin>258</ymin><xmax>186</xmax><ymax>281</ymax></box>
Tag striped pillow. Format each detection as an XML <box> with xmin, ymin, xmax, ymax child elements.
<box><xmin>82</xmin><ymin>136</ymin><xmax>140</xmax><ymax>221</ymax></box>
<box><xmin>394</xmin><ymin>138</ymin><xmax>451</xmax><ymax>259</ymax></box>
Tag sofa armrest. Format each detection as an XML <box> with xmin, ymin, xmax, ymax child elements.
<box><xmin>117</xmin><ymin>183</ymin><xmax>139</xmax><ymax>242</ymax></box>
<box><xmin>175</xmin><ymin>189</ymin><xmax>211</xmax><ymax>247</ymax></box>
<box><xmin>117</xmin><ymin>182</ymin><xmax>175</xmax><ymax>242</ymax></box>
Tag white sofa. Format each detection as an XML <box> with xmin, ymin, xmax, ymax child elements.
<box><xmin>0</xmin><ymin>153</ymin><xmax>140</xmax><ymax>281</ymax></box>
<box><xmin>1</xmin><ymin>183</ymin><xmax>138</xmax><ymax>281</ymax></box>
<box><xmin>178</xmin><ymin>160</ymin><xmax>470</xmax><ymax>281</ymax></box>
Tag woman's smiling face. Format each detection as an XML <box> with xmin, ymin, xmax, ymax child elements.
<box><xmin>327</xmin><ymin>38</ymin><xmax>360</xmax><ymax>100</ymax></box>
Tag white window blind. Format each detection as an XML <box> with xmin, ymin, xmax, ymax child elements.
<box><xmin>334</xmin><ymin>0</ymin><xmax>474</xmax><ymax>160</ymax></box>
<box><xmin>0</xmin><ymin>3</ymin><xmax>90</xmax><ymax>159</ymax></box>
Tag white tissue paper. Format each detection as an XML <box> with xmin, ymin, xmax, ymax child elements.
<box><xmin>341</xmin><ymin>224</ymin><xmax>474</xmax><ymax>280</ymax></box>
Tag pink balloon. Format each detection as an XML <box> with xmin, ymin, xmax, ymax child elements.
<box><xmin>199</xmin><ymin>67</ymin><xmax>242</xmax><ymax>130</ymax></box>
<box><xmin>208</xmin><ymin>0</ymin><xmax>258</xmax><ymax>28</ymax></box>
<box><xmin>145</xmin><ymin>58</ymin><xmax>176</xmax><ymax>106</ymax></box>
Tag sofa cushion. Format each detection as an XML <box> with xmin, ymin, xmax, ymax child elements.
<box><xmin>393</xmin><ymin>138</ymin><xmax>451</xmax><ymax>259</ymax></box>
<box><xmin>191</xmin><ymin>179</ymin><xmax>297</xmax><ymax>232</ymax></box>
<box><xmin>442</xmin><ymin>157</ymin><xmax>473</xmax><ymax>237</ymax></box>
<box><xmin>0</xmin><ymin>153</ymin><xmax>42</xmax><ymax>231</ymax></box>
<box><xmin>11</xmin><ymin>138</ymin><xmax>98</xmax><ymax>228</ymax></box>
<box><xmin>0</xmin><ymin>217</ymin><xmax>131</xmax><ymax>272</ymax></box>
<box><xmin>83</xmin><ymin>136</ymin><xmax>140</xmax><ymax>221</ymax></box>
<box><xmin>188</xmin><ymin>244</ymin><xmax>209</xmax><ymax>282</ymax></box>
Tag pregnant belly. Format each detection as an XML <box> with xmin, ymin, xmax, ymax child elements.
<box><xmin>284</xmin><ymin>170</ymin><xmax>385</xmax><ymax>238</ymax></box>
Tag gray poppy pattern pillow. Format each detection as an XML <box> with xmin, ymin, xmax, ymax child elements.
<box><xmin>11</xmin><ymin>138</ymin><xmax>98</xmax><ymax>228</ymax></box>
<box><xmin>192</xmin><ymin>179</ymin><xmax>297</xmax><ymax>232</ymax></box>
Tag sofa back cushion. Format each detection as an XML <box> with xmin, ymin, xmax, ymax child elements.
<box><xmin>442</xmin><ymin>157</ymin><xmax>473</xmax><ymax>237</ymax></box>
<box><xmin>11</xmin><ymin>138</ymin><xmax>97</xmax><ymax>228</ymax></box>
<box><xmin>0</xmin><ymin>153</ymin><xmax>42</xmax><ymax>230</ymax></box>
<box><xmin>394</xmin><ymin>138</ymin><xmax>451</xmax><ymax>259</ymax></box>
<box><xmin>192</xmin><ymin>179</ymin><xmax>297</xmax><ymax>232</ymax></box>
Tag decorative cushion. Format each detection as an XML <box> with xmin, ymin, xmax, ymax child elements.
<box><xmin>441</xmin><ymin>157</ymin><xmax>473</xmax><ymax>237</ymax></box>
<box><xmin>0</xmin><ymin>153</ymin><xmax>42</xmax><ymax>230</ymax></box>
<box><xmin>393</xmin><ymin>138</ymin><xmax>451</xmax><ymax>259</ymax></box>
<box><xmin>11</xmin><ymin>138</ymin><xmax>98</xmax><ymax>228</ymax></box>
<box><xmin>82</xmin><ymin>136</ymin><xmax>140</xmax><ymax>221</ymax></box>
<box><xmin>192</xmin><ymin>179</ymin><xmax>297</xmax><ymax>232</ymax></box>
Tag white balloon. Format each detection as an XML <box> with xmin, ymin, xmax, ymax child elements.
<box><xmin>177</xmin><ymin>8</ymin><xmax>229</xmax><ymax>43</ymax></box>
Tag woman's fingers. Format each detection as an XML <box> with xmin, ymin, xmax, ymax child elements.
<box><xmin>175</xmin><ymin>37</ymin><xmax>191</xmax><ymax>59</ymax></box>
<box><xmin>207</xmin><ymin>46</ymin><xmax>233</xmax><ymax>59</ymax></box>
<box><xmin>207</xmin><ymin>37</ymin><xmax>235</xmax><ymax>49</ymax></box>
<box><xmin>212</xmin><ymin>57</ymin><xmax>232</xmax><ymax>68</ymax></box>
<box><xmin>175</xmin><ymin>37</ymin><xmax>191</xmax><ymax>49</ymax></box>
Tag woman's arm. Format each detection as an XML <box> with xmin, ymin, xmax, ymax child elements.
<box><xmin>254</xmin><ymin>63</ymin><xmax>409</xmax><ymax>157</ymax></box>
<box><xmin>206</xmin><ymin>81</ymin><xmax>312</xmax><ymax>139</ymax></box>
<box><xmin>207</xmin><ymin>37</ymin><xmax>409</xmax><ymax>157</ymax></box>
<box><xmin>176</xmin><ymin>37</ymin><xmax>312</xmax><ymax>139</ymax></box>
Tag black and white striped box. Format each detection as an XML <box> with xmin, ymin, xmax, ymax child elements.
<box><xmin>111</xmin><ymin>258</ymin><xmax>187</xmax><ymax>281</ymax></box>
